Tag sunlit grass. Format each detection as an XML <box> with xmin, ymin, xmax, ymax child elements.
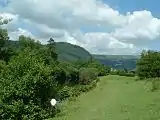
<box><xmin>49</xmin><ymin>75</ymin><xmax>160</xmax><ymax>120</ymax></box>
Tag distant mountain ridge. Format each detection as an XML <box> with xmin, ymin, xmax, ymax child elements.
<box><xmin>6</xmin><ymin>40</ymin><xmax>139</xmax><ymax>70</ymax></box>
<box><xmin>93</xmin><ymin>54</ymin><xmax>140</xmax><ymax>70</ymax></box>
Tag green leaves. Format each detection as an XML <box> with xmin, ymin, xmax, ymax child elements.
<box><xmin>79</xmin><ymin>67</ymin><xmax>98</xmax><ymax>85</ymax></box>
<box><xmin>137</xmin><ymin>50</ymin><xmax>160</xmax><ymax>79</ymax></box>
<box><xmin>0</xmin><ymin>49</ymin><xmax>59</xmax><ymax>119</ymax></box>
<box><xmin>0</xmin><ymin>17</ymin><xmax>12</xmax><ymax>26</ymax></box>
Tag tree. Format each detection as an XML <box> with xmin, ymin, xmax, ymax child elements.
<box><xmin>0</xmin><ymin>49</ymin><xmax>59</xmax><ymax>119</ymax></box>
<box><xmin>47</xmin><ymin>38</ymin><xmax>58</xmax><ymax>61</ymax></box>
<box><xmin>19</xmin><ymin>35</ymin><xmax>41</xmax><ymax>50</ymax></box>
<box><xmin>0</xmin><ymin>18</ymin><xmax>14</xmax><ymax>62</ymax></box>
<box><xmin>136</xmin><ymin>50</ymin><xmax>160</xmax><ymax>79</ymax></box>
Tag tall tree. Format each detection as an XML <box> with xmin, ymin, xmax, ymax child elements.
<box><xmin>47</xmin><ymin>38</ymin><xmax>58</xmax><ymax>61</ymax></box>
<box><xmin>0</xmin><ymin>18</ymin><xmax>14</xmax><ymax>62</ymax></box>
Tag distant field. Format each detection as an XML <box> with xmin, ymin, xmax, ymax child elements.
<box><xmin>50</xmin><ymin>75</ymin><xmax>160</xmax><ymax>120</ymax></box>
<box><xmin>92</xmin><ymin>54</ymin><xmax>140</xmax><ymax>60</ymax></box>
<box><xmin>92</xmin><ymin>54</ymin><xmax>139</xmax><ymax>70</ymax></box>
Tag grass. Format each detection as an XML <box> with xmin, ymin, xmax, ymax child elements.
<box><xmin>49</xmin><ymin>75</ymin><xmax>160</xmax><ymax>120</ymax></box>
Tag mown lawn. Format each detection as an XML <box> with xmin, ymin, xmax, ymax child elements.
<box><xmin>49</xmin><ymin>75</ymin><xmax>160</xmax><ymax>120</ymax></box>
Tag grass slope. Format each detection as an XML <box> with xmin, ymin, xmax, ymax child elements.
<box><xmin>50</xmin><ymin>75</ymin><xmax>160</xmax><ymax>120</ymax></box>
<box><xmin>56</xmin><ymin>42</ymin><xmax>92</xmax><ymax>62</ymax></box>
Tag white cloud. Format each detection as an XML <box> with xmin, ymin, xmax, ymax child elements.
<box><xmin>113</xmin><ymin>10</ymin><xmax>160</xmax><ymax>46</ymax></box>
<box><xmin>5</xmin><ymin>0</ymin><xmax>126</xmax><ymax>29</ymax></box>
<box><xmin>82</xmin><ymin>32</ymin><xmax>137</xmax><ymax>55</ymax></box>
<box><xmin>1</xmin><ymin>0</ymin><xmax>160</xmax><ymax>55</ymax></box>
<box><xmin>8</xmin><ymin>28</ymin><xmax>35</xmax><ymax>40</ymax></box>
<box><xmin>0</xmin><ymin>12</ymin><xmax>18</xmax><ymax>20</ymax></box>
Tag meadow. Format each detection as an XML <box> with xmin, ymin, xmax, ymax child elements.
<box><xmin>50</xmin><ymin>75</ymin><xmax>160</xmax><ymax>120</ymax></box>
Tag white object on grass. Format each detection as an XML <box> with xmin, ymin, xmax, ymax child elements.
<box><xmin>50</xmin><ymin>99</ymin><xmax>57</xmax><ymax>106</ymax></box>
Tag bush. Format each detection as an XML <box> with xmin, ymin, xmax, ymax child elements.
<box><xmin>70</xmin><ymin>79</ymin><xmax>98</xmax><ymax>97</ymax></box>
<box><xmin>118</xmin><ymin>72</ymin><xmax>135</xmax><ymax>77</ymax></box>
<box><xmin>110</xmin><ymin>70</ymin><xmax>135</xmax><ymax>77</ymax></box>
<box><xmin>0</xmin><ymin>50</ymin><xmax>59</xmax><ymax>120</ymax></box>
<box><xmin>57</xmin><ymin>86</ymin><xmax>73</xmax><ymax>100</ymax></box>
<box><xmin>137</xmin><ymin>50</ymin><xmax>160</xmax><ymax>79</ymax></box>
<box><xmin>0</xmin><ymin>60</ymin><xmax>6</xmax><ymax>72</ymax></box>
<box><xmin>79</xmin><ymin>67</ymin><xmax>98</xmax><ymax>85</ymax></box>
<box><xmin>56</xmin><ymin>79</ymin><xmax>98</xmax><ymax>100</ymax></box>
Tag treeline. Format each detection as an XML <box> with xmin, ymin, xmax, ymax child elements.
<box><xmin>0</xmin><ymin>21</ymin><xmax>110</xmax><ymax>119</ymax></box>
<box><xmin>110</xmin><ymin>50</ymin><xmax>160</xmax><ymax>80</ymax></box>
<box><xmin>110</xmin><ymin>68</ymin><xmax>135</xmax><ymax>77</ymax></box>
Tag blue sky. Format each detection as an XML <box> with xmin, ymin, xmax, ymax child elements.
<box><xmin>104</xmin><ymin>0</ymin><xmax>160</xmax><ymax>51</ymax></box>
<box><xmin>87</xmin><ymin>0</ymin><xmax>160</xmax><ymax>51</ymax></box>
<box><xmin>0</xmin><ymin>0</ymin><xmax>7</xmax><ymax>7</ymax></box>
<box><xmin>104</xmin><ymin>0</ymin><xmax>160</xmax><ymax>17</ymax></box>
<box><xmin>0</xmin><ymin>0</ymin><xmax>160</xmax><ymax>54</ymax></box>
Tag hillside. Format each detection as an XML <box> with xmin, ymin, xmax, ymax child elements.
<box><xmin>6</xmin><ymin>40</ymin><xmax>92</xmax><ymax>62</ymax></box>
<box><xmin>56</xmin><ymin>42</ymin><xmax>92</xmax><ymax>62</ymax></box>
<box><xmin>6</xmin><ymin>40</ymin><xmax>140</xmax><ymax>70</ymax></box>
<box><xmin>93</xmin><ymin>54</ymin><xmax>140</xmax><ymax>70</ymax></box>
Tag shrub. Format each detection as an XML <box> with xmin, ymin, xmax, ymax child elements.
<box><xmin>110</xmin><ymin>70</ymin><xmax>135</xmax><ymax>77</ymax></box>
<box><xmin>136</xmin><ymin>50</ymin><xmax>160</xmax><ymax>79</ymax></box>
<box><xmin>0</xmin><ymin>49</ymin><xmax>59</xmax><ymax>120</ymax></box>
<box><xmin>0</xmin><ymin>60</ymin><xmax>6</xmax><ymax>72</ymax></box>
<box><xmin>79</xmin><ymin>67</ymin><xmax>98</xmax><ymax>85</ymax></box>
<box><xmin>118</xmin><ymin>72</ymin><xmax>135</xmax><ymax>77</ymax></box>
<box><xmin>70</xmin><ymin>79</ymin><xmax>98</xmax><ymax>97</ymax></box>
<box><xmin>56</xmin><ymin>86</ymin><xmax>73</xmax><ymax>100</ymax></box>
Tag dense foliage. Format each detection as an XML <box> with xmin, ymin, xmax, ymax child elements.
<box><xmin>136</xmin><ymin>50</ymin><xmax>160</xmax><ymax>79</ymax></box>
<box><xmin>0</xmin><ymin>20</ymin><xmax>110</xmax><ymax>120</ymax></box>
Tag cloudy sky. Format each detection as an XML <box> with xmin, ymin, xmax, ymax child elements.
<box><xmin>0</xmin><ymin>0</ymin><xmax>160</xmax><ymax>55</ymax></box>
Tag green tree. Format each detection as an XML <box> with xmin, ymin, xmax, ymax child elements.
<box><xmin>19</xmin><ymin>35</ymin><xmax>41</xmax><ymax>50</ymax></box>
<box><xmin>0</xmin><ymin>48</ymin><xmax>59</xmax><ymax>119</ymax></box>
<box><xmin>136</xmin><ymin>50</ymin><xmax>160</xmax><ymax>79</ymax></box>
<box><xmin>47</xmin><ymin>38</ymin><xmax>58</xmax><ymax>61</ymax></box>
<box><xmin>0</xmin><ymin>18</ymin><xmax>14</xmax><ymax>62</ymax></box>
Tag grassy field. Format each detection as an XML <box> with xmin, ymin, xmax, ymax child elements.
<box><xmin>49</xmin><ymin>75</ymin><xmax>160</xmax><ymax>120</ymax></box>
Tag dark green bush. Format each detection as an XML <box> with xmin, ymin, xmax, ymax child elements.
<box><xmin>57</xmin><ymin>86</ymin><xmax>73</xmax><ymax>100</ymax></box>
<box><xmin>0</xmin><ymin>60</ymin><xmax>6</xmax><ymax>72</ymax></box>
<box><xmin>118</xmin><ymin>72</ymin><xmax>135</xmax><ymax>77</ymax></box>
<box><xmin>79</xmin><ymin>67</ymin><xmax>98</xmax><ymax>85</ymax></box>
<box><xmin>110</xmin><ymin>70</ymin><xmax>135</xmax><ymax>77</ymax></box>
<box><xmin>137</xmin><ymin>50</ymin><xmax>160</xmax><ymax>79</ymax></box>
<box><xmin>69</xmin><ymin>79</ymin><xmax>98</xmax><ymax>97</ymax></box>
<box><xmin>0</xmin><ymin>49</ymin><xmax>59</xmax><ymax>120</ymax></box>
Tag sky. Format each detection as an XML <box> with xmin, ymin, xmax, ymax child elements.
<box><xmin>0</xmin><ymin>0</ymin><xmax>160</xmax><ymax>55</ymax></box>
